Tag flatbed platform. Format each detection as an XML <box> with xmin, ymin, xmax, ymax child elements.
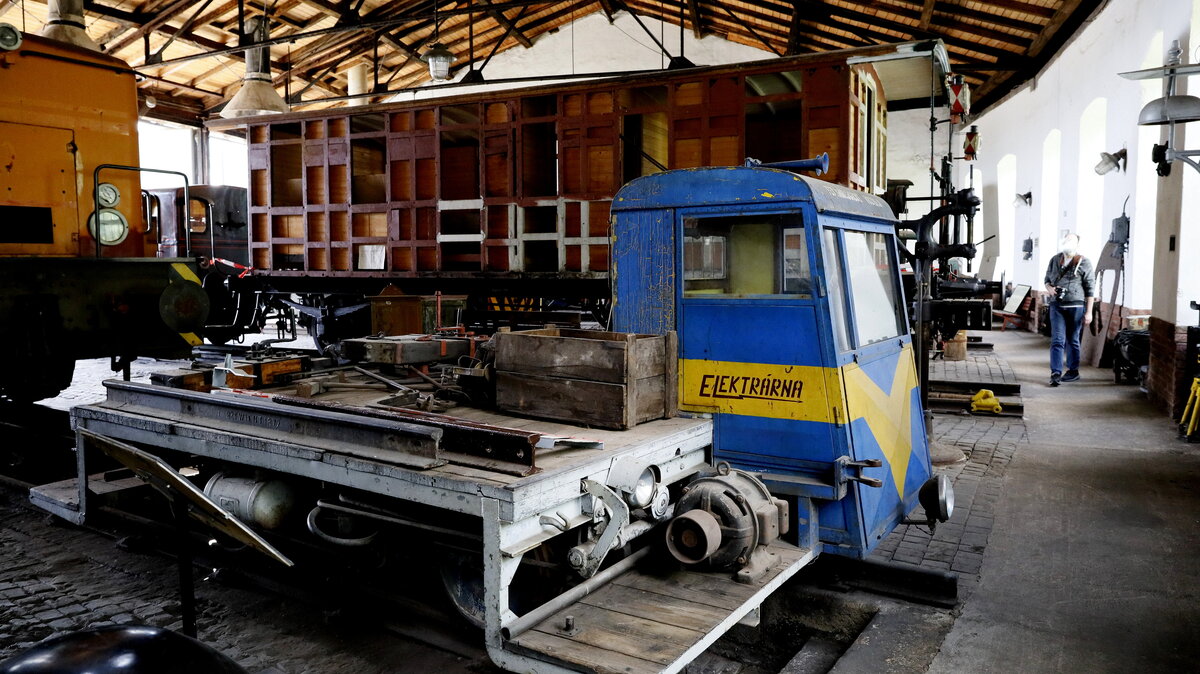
<box><xmin>57</xmin><ymin>379</ymin><xmax>711</xmax><ymax>526</ymax></box>
<box><xmin>36</xmin><ymin>377</ymin><xmax>831</xmax><ymax>674</ymax></box>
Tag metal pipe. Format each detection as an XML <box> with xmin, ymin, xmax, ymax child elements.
<box><xmin>502</xmin><ymin>546</ymin><xmax>651</xmax><ymax>640</ymax></box>
<box><xmin>321</xmin><ymin>498</ymin><xmax>481</xmax><ymax>542</ymax></box>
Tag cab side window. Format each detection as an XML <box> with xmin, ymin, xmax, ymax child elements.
<box><xmin>188</xmin><ymin>198</ymin><xmax>208</xmax><ymax>234</ymax></box>
<box><xmin>683</xmin><ymin>214</ymin><xmax>810</xmax><ymax>298</ymax></box>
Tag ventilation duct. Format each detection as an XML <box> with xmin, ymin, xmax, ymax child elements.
<box><xmin>347</xmin><ymin>63</ymin><xmax>370</xmax><ymax>107</ymax></box>
<box><xmin>41</xmin><ymin>0</ymin><xmax>100</xmax><ymax>51</ymax></box>
<box><xmin>220</xmin><ymin>16</ymin><xmax>289</xmax><ymax>119</ymax></box>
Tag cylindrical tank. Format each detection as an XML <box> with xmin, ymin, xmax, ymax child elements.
<box><xmin>203</xmin><ymin>473</ymin><xmax>298</xmax><ymax>530</ymax></box>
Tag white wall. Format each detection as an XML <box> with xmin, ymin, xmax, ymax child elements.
<box><xmin>387</xmin><ymin>11</ymin><xmax>772</xmax><ymax>103</ymax></box>
<box><xmin>967</xmin><ymin>0</ymin><xmax>1200</xmax><ymax>317</ymax></box>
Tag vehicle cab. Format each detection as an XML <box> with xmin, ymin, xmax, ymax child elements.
<box><xmin>611</xmin><ymin>165</ymin><xmax>944</xmax><ymax>558</ymax></box>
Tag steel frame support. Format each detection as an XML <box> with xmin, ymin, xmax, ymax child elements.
<box><xmin>482</xmin><ymin>497</ymin><xmax>578</xmax><ymax>674</ymax></box>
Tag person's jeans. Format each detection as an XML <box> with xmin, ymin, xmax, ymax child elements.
<box><xmin>1049</xmin><ymin>303</ymin><xmax>1085</xmax><ymax>374</ymax></box>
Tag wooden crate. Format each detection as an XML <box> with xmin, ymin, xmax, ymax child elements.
<box><xmin>494</xmin><ymin>328</ymin><xmax>677</xmax><ymax>430</ymax></box>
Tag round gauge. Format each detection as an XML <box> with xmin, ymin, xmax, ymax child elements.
<box><xmin>87</xmin><ymin>208</ymin><xmax>130</xmax><ymax>246</ymax></box>
<box><xmin>96</xmin><ymin>182</ymin><xmax>121</xmax><ymax>208</ymax></box>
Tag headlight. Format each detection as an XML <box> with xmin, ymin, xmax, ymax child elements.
<box><xmin>918</xmin><ymin>473</ymin><xmax>954</xmax><ymax>523</ymax></box>
<box><xmin>625</xmin><ymin>467</ymin><xmax>657</xmax><ymax>509</ymax></box>
<box><xmin>88</xmin><ymin>208</ymin><xmax>130</xmax><ymax>246</ymax></box>
<box><xmin>97</xmin><ymin>182</ymin><xmax>121</xmax><ymax>207</ymax></box>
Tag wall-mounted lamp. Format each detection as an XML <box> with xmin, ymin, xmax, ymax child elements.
<box><xmin>1095</xmin><ymin>148</ymin><xmax>1127</xmax><ymax>175</ymax></box>
<box><xmin>1021</xmin><ymin>236</ymin><xmax>1034</xmax><ymax>261</ymax></box>
<box><xmin>1014</xmin><ymin>191</ymin><xmax>1033</xmax><ymax>207</ymax></box>
<box><xmin>1120</xmin><ymin>40</ymin><xmax>1200</xmax><ymax>176</ymax></box>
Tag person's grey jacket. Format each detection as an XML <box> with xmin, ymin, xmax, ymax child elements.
<box><xmin>1044</xmin><ymin>253</ymin><xmax>1095</xmax><ymax>307</ymax></box>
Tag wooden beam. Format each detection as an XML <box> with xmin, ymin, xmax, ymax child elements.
<box><xmin>686</xmin><ymin>0</ymin><xmax>702</xmax><ymax>39</ymax></box>
<box><xmin>930</xmin><ymin>15</ymin><xmax>1033</xmax><ymax>49</ymax></box>
<box><xmin>966</xmin><ymin>0</ymin><xmax>1056</xmax><ymax>20</ymax></box>
<box><xmin>84</xmin><ymin>1</ymin><xmax>148</xmax><ymax>25</ymax></box>
<box><xmin>481</xmin><ymin>0</ymin><xmax>533</xmax><ymax>49</ymax></box>
<box><xmin>938</xmin><ymin>2</ymin><xmax>1044</xmax><ymax>34</ymax></box>
<box><xmin>918</xmin><ymin>0</ymin><xmax>934</xmax><ymax>31</ymax></box>
<box><xmin>596</xmin><ymin>0</ymin><xmax>620</xmax><ymax>22</ymax></box>
<box><xmin>973</xmin><ymin>0</ymin><xmax>1101</xmax><ymax>112</ymax></box>
<box><xmin>104</xmin><ymin>0</ymin><xmax>198</xmax><ymax>54</ymax></box>
<box><xmin>711</xmin><ymin>1</ymin><xmax>780</xmax><ymax>56</ymax></box>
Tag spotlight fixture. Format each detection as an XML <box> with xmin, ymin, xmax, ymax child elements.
<box><xmin>1094</xmin><ymin>148</ymin><xmax>1127</xmax><ymax>175</ymax></box>
<box><xmin>0</xmin><ymin>22</ymin><xmax>22</xmax><ymax>51</ymax></box>
<box><xmin>1014</xmin><ymin>191</ymin><xmax>1033</xmax><ymax>207</ymax></box>
<box><xmin>1120</xmin><ymin>40</ymin><xmax>1200</xmax><ymax>175</ymax></box>
<box><xmin>422</xmin><ymin>42</ymin><xmax>455</xmax><ymax>81</ymax></box>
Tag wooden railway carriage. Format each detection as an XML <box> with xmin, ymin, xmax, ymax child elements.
<box><xmin>214</xmin><ymin>40</ymin><xmax>945</xmax><ymax>338</ymax></box>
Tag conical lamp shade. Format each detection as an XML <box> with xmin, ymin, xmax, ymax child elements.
<box><xmin>1138</xmin><ymin>94</ymin><xmax>1200</xmax><ymax>125</ymax></box>
<box><xmin>221</xmin><ymin>75</ymin><xmax>289</xmax><ymax>118</ymax></box>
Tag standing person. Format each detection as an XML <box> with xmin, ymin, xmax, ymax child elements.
<box><xmin>1043</xmin><ymin>233</ymin><xmax>1095</xmax><ymax>386</ymax></box>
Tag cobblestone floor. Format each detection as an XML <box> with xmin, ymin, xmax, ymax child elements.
<box><xmin>0</xmin><ymin>489</ymin><xmax>487</xmax><ymax>672</ymax></box>
<box><xmin>870</xmin><ymin>346</ymin><xmax>1027</xmax><ymax>599</ymax></box>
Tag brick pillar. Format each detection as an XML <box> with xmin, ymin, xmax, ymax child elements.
<box><xmin>1146</xmin><ymin>317</ymin><xmax>1190</xmax><ymax>417</ymax></box>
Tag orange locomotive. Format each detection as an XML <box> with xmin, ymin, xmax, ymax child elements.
<box><xmin>0</xmin><ymin>29</ymin><xmax>207</xmax><ymax>402</ymax></box>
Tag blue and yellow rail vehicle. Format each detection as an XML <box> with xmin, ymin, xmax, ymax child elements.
<box><xmin>611</xmin><ymin>162</ymin><xmax>951</xmax><ymax>560</ymax></box>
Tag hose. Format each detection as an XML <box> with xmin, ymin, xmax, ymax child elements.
<box><xmin>305</xmin><ymin>506</ymin><xmax>377</xmax><ymax>547</ymax></box>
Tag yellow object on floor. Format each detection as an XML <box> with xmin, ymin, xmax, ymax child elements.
<box><xmin>1180</xmin><ymin>377</ymin><xmax>1200</xmax><ymax>439</ymax></box>
<box><xmin>971</xmin><ymin>389</ymin><xmax>1003</xmax><ymax>414</ymax></box>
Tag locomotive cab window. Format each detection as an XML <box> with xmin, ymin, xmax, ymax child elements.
<box><xmin>188</xmin><ymin>198</ymin><xmax>209</xmax><ymax>234</ymax></box>
<box><xmin>843</xmin><ymin>230</ymin><xmax>905</xmax><ymax>345</ymax></box>
<box><xmin>683</xmin><ymin>214</ymin><xmax>810</xmax><ymax>298</ymax></box>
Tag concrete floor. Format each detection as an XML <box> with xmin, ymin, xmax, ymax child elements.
<box><xmin>929</xmin><ymin>330</ymin><xmax>1200</xmax><ymax>673</ymax></box>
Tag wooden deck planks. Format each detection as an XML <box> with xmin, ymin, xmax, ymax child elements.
<box><xmin>511</xmin><ymin>631</ymin><xmax>663</xmax><ymax>674</ymax></box>
<box><xmin>511</xmin><ymin>542</ymin><xmax>811</xmax><ymax>673</ymax></box>
<box><xmin>577</xmin><ymin>583</ymin><xmax>728</xmax><ymax>633</ymax></box>
<box><xmin>523</xmin><ymin>602</ymin><xmax>703</xmax><ymax>668</ymax></box>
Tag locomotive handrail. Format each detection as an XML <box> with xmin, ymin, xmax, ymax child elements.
<box><xmin>93</xmin><ymin>164</ymin><xmax>190</xmax><ymax>258</ymax></box>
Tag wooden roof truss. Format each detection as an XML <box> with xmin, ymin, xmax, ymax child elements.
<box><xmin>0</xmin><ymin>0</ymin><xmax>1104</xmax><ymax>122</ymax></box>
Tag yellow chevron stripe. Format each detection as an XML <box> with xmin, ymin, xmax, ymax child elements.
<box><xmin>841</xmin><ymin>344</ymin><xmax>918</xmax><ymax>499</ymax></box>
<box><xmin>169</xmin><ymin>263</ymin><xmax>204</xmax><ymax>346</ymax></box>
<box><xmin>170</xmin><ymin>262</ymin><xmax>201</xmax><ymax>285</ymax></box>
<box><xmin>680</xmin><ymin>345</ymin><xmax>920</xmax><ymax>501</ymax></box>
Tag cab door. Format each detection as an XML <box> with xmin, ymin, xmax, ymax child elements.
<box><xmin>822</xmin><ymin>225</ymin><xmax>933</xmax><ymax>554</ymax></box>
<box><xmin>676</xmin><ymin>206</ymin><xmax>844</xmax><ymax>484</ymax></box>
<box><xmin>0</xmin><ymin>122</ymin><xmax>77</xmax><ymax>256</ymax></box>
